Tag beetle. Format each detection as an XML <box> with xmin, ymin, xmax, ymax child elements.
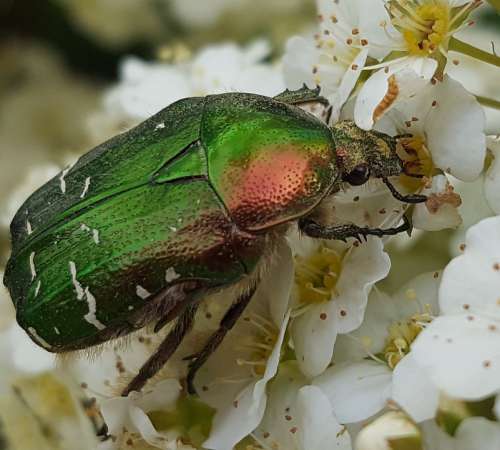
<box><xmin>3</xmin><ymin>86</ymin><xmax>425</xmax><ymax>396</ymax></box>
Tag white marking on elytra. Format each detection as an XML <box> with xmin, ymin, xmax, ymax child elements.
<box><xmin>54</xmin><ymin>327</ymin><xmax>61</xmax><ymax>335</ymax></box>
<box><xmin>83</xmin><ymin>287</ymin><xmax>106</xmax><ymax>330</ymax></box>
<box><xmin>34</xmin><ymin>280</ymin><xmax>42</xmax><ymax>297</ymax></box>
<box><xmin>169</xmin><ymin>226</ymin><xmax>177</xmax><ymax>232</ymax></box>
<box><xmin>155</xmin><ymin>122</ymin><xmax>165</xmax><ymax>130</ymax></box>
<box><xmin>28</xmin><ymin>327</ymin><xmax>52</xmax><ymax>349</ymax></box>
<box><xmin>80</xmin><ymin>177</ymin><xmax>91</xmax><ymax>198</ymax></box>
<box><xmin>136</xmin><ymin>285</ymin><xmax>151</xmax><ymax>299</ymax></box>
<box><xmin>59</xmin><ymin>167</ymin><xmax>71</xmax><ymax>194</ymax></box>
<box><xmin>92</xmin><ymin>229</ymin><xmax>100</xmax><ymax>245</ymax></box>
<box><xmin>166</xmin><ymin>267</ymin><xmax>180</xmax><ymax>283</ymax></box>
<box><xmin>69</xmin><ymin>261</ymin><xmax>85</xmax><ymax>300</ymax></box>
<box><xmin>80</xmin><ymin>224</ymin><xmax>100</xmax><ymax>244</ymax></box>
<box><xmin>29</xmin><ymin>252</ymin><xmax>37</xmax><ymax>280</ymax></box>
<box><xmin>128</xmin><ymin>305</ymin><xmax>134</xmax><ymax>311</ymax></box>
<box><xmin>27</xmin><ymin>219</ymin><xmax>33</xmax><ymax>235</ymax></box>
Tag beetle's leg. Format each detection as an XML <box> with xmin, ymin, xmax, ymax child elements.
<box><xmin>154</xmin><ymin>300</ymin><xmax>190</xmax><ymax>333</ymax></box>
<box><xmin>299</xmin><ymin>215</ymin><xmax>412</xmax><ymax>242</ymax></box>
<box><xmin>122</xmin><ymin>303</ymin><xmax>199</xmax><ymax>396</ymax></box>
<box><xmin>382</xmin><ymin>177</ymin><xmax>427</xmax><ymax>204</ymax></box>
<box><xmin>186</xmin><ymin>284</ymin><xmax>258</xmax><ymax>395</ymax></box>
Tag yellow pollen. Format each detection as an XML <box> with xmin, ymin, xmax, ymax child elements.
<box><xmin>392</xmin><ymin>1</ymin><xmax>452</xmax><ymax>56</ymax></box>
<box><xmin>383</xmin><ymin>311</ymin><xmax>432</xmax><ymax>369</ymax></box>
<box><xmin>396</xmin><ymin>135</ymin><xmax>435</xmax><ymax>192</ymax></box>
<box><xmin>294</xmin><ymin>245</ymin><xmax>344</xmax><ymax>304</ymax></box>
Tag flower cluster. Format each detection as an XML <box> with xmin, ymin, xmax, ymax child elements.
<box><xmin>1</xmin><ymin>1</ymin><xmax>500</xmax><ymax>450</ymax></box>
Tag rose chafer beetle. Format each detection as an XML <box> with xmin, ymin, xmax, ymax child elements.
<box><xmin>3</xmin><ymin>86</ymin><xmax>425</xmax><ymax>395</ymax></box>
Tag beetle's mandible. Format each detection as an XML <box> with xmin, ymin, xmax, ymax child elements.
<box><xmin>3</xmin><ymin>86</ymin><xmax>426</xmax><ymax>396</ymax></box>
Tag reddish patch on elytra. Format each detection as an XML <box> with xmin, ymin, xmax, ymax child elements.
<box><xmin>223</xmin><ymin>146</ymin><xmax>322</xmax><ymax>229</ymax></box>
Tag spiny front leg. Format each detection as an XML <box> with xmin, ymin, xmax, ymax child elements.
<box><xmin>186</xmin><ymin>284</ymin><xmax>258</xmax><ymax>395</ymax></box>
<box><xmin>299</xmin><ymin>215</ymin><xmax>412</xmax><ymax>242</ymax></box>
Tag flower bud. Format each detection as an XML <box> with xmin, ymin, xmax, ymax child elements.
<box><xmin>355</xmin><ymin>411</ymin><xmax>422</xmax><ymax>450</ymax></box>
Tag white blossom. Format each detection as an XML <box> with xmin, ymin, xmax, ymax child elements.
<box><xmin>254</xmin><ymin>362</ymin><xmax>352</xmax><ymax>450</ymax></box>
<box><xmin>283</xmin><ymin>0</ymin><xmax>395</xmax><ymax>122</ymax></box>
<box><xmin>355</xmin><ymin>411</ymin><xmax>421</xmax><ymax>450</ymax></box>
<box><xmin>412</xmin><ymin>216</ymin><xmax>500</xmax><ymax>399</ymax></box>
<box><xmin>314</xmin><ymin>272</ymin><xmax>440</xmax><ymax>424</ymax></box>
<box><xmin>103</xmin><ymin>41</ymin><xmax>284</xmax><ymax>124</ymax></box>
<box><xmin>197</xmin><ymin>241</ymin><xmax>293</xmax><ymax>450</ymax></box>
<box><xmin>100</xmin><ymin>379</ymin><xmax>186</xmax><ymax>450</ymax></box>
<box><xmin>290</xmin><ymin>235</ymin><xmax>390</xmax><ymax>379</ymax></box>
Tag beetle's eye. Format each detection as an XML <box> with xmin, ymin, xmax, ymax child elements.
<box><xmin>343</xmin><ymin>163</ymin><xmax>370</xmax><ymax>186</ymax></box>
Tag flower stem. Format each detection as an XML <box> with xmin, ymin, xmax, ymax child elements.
<box><xmin>449</xmin><ymin>37</ymin><xmax>500</xmax><ymax>68</ymax></box>
<box><xmin>476</xmin><ymin>95</ymin><xmax>500</xmax><ymax>111</ymax></box>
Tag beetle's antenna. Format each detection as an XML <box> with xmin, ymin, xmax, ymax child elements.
<box><xmin>382</xmin><ymin>177</ymin><xmax>427</xmax><ymax>204</ymax></box>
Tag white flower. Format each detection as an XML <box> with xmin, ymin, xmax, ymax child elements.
<box><xmin>1</xmin><ymin>164</ymin><xmax>61</xmax><ymax>229</ymax></box>
<box><xmin>369</xmin><ymin>75</ymin><xmax>486</xmax><ymax>231</ymax></box>
<box><xmin>0</xmin><ymin>270</ymin><xmax>15</xmax><ymax>332</ymax></box>
<box><xmin>484</xmin><ymin>135</ymin><xmax>500</xmax><ymax>215</ymax></box>
<box><xmin>100</xmin><ymin>379</ymin><xmax>186</xmax><ymax>450</ymax></box>
<box><xmin>104</xmin><ymin>41</ymin><xmax>284</xmax><ymax>123</ymax></box>
<box><xmin>0</xmin><ymin>370</ymin><xmax>99</xmax><ymax>450</ymax></box>
<box><xmin>314</xmin><ymin>272</ymin><xmax>441</xmax><ymax>424</ymax></box>
<box><xmin>254</xmin><ymin>362</ymin><xmax>351</xmax><ymax>450</ymax></box>
<box><xmin>290</xmin><ymin>235</ymin><xmax>390</xmax><ymax>378</ymax></box>
<box><xmin>283</xmin><ymin>0</ymin><xmax>395</xmax><ymax>122</ymax></box>
<box><xmin>354</xmin><ymin>0</ymin><xmax>481</xmax><ymax>129</ymax></box>
<box><xmin>196</xmin><ymin>241</ymin><xmax>293</xmax><ymax>450</ymax></box>
<box><xmin>355</xmin><ymin>411</ymin><xmax>422</xmax><ymax>450</ymax></box>
<box><xmin>411</xmin><ymin>216</ymin><xmax>500</xmax><ymax>399</ymax></box>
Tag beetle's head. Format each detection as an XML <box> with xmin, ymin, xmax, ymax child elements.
<box><xmin>331</xmin><ymin>121</ymin><xmax>427</xmax><ymax>204</ymax></box>
<box><xmin>332</xmin><ymin>121</ymin><xmax>403</xmax><ymax>187</ymax></box>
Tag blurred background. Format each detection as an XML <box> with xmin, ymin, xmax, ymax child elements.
<box><xmin>0</xmin><ymin>0</ymin><xmax>498</xmax><ymax>276</ymax></box>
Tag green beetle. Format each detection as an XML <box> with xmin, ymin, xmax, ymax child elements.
<box><xmin>3</xmin><ymin>87</ymin><xmax>424</xmax><ymax>395</ymax></box>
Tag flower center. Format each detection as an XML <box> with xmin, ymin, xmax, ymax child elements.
<box><xmin>382</xmin><ymin>310</ymin><xmax>432</xmax><ymax>369</ymax></box>
<box><xmin>294</xmin><ymin>245</ymin><xmax>344</xmax><ymax>304</ymax></box>
<box><xmin>236</xmin><ymin>314</ymin><xmax>279</xmax><ymax>377</ymax></box>
<box><xmin>397</xmin><ymin>136</ymin><xmax>435</xmax><ymax>192</ymax></box>
<box><xmin>388</xmin><ymin>1</ymin><xmax>479</xmax><ymax>57</ymax></box>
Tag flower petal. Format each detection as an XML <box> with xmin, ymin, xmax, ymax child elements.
<box><xmin>424</xmin><ymin>76</ymin><xmax>486</xmax><ymax>181</ymax></box>
<box><xmin>411</xmin><ymin>314</ymin><xmax>500</xmax><ymax>399</ymax></box>
<box><xmin>202</xmin><ymin>311</ymin><xmax>290</xmax><ymax>450</ymax></box>
<box><xmin>391</xmin><ymin>354</ymin><xmax>439</xmax><ymax>422</ymax></box>
<box><xmin>334</xmin><ymin>237</ymin><xmax>391</xmax><ymax>334</ymax></box>
<box><xmin>257</xmin><ymin>364</ymin><xmax>351</xmax><ymax>450</ymax></box>
<box><xmin>439</xmin><ymin>216</ymin><xmax>500</xmax><ymax>318</ymax></box>
<box><xmin>283</xmin><ymin>36</ymin><xmax>318</xmax><ymax>91</ymax></box>
<box><xmin>294</xmin><ymin>386</ymin><xmax>351</xmax><ymax>450</ymax></box>
<box><xmin>456</xmin><ymin>417</ymin><xmax>500</xmax><ymax>450</ymax></box>
<box><xmin>355</xmin><ymin>61</ymin><xmax>435</xmax><ymax>130</ymax></box>
<box><xmin>412</xmin><ymin>175</ymin><xmax>462</xmax><ymax>231</ymax></box>
<box><xmin>291</xmin><ymin>303</ymin><xmax>339</xmax><ymax>379</ymax></box>
<box><xmin>313</xmin><ymin>360</ymin><xmax>393</xmax><ymax>423</ymax></box>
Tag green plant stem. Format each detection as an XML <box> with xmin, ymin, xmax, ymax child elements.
<box><xmin>449</xmin><ymin>37</ymin><xmax>500</xmax><ymax>68</ymax></box>
<box><xmin>477</xmin><ymin>95</ymin><xmax>500</xmax><ymax>110</ymax></box>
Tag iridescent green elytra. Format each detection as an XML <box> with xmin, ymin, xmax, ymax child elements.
<box><xmin>3</xmin><ymin>88</ymin><xmax>408</xmax><ymax>394</ymax></box>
